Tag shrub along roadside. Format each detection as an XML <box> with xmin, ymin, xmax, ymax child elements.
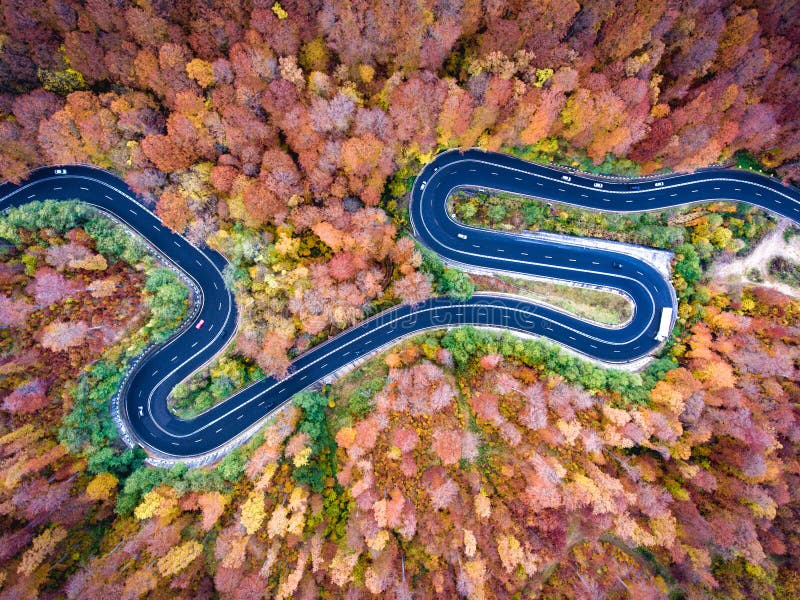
<box><xmin>450</xmin><ymin>188</ymin><xmax>775</xmax><ymax>341</ymax></box>
<box><xmin>416</xmin><ymin>241</ymin><xmax>475</xmax><ymax>300</ymax></box>
<box><xmin>0</xmin><ymin>200</ymin><xmax>190</xmax><ymax>476</ymax></box>
<box><xmin>439</xmin><ymin>326</ymin><xmax>676</xmax><ymax>406</ymax></box>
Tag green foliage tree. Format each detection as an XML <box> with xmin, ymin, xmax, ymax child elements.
<box><xmin>674</xmin><ymin>243</ymin><xmax>702</xmax><ymax>285</ymax></box>
<box><xmin>87</xmin><ymin>447</ymin><xmax>147</xmax><ymax>478</ymax></box>
<box><xmin>1</xmin><ymin>200</ymin><xmax>92</xmax><ymax>244</ymax></box>
<box><xmin>115</xmin><ymin>465</ymin><xmax>171</xmax><ymax>516</ymax></box>
<box><xmin>292</xmin><ymin>391</ymin><xmax>338</xmax><ymax>492</ymax></box>
<box><xmin>217</xmin><ymin>447</ymin><xmax>248</xmax><ymax>482</ymax></box>
<box><xmin>487</xmin><ymin>203</ymin><xmax>507</xmax><ymax>223</ymax></box>
<box><xmin>58</xmin><ymin>360</ymin><xmax>122</xmax><ymax>453</ymax></box>
<box><xmin>458</xmin><ymin>201</ymin><xmax>478</xmax><ymax>220</ymax></box>
<box><xmin>144</xmin><ymin>268</ymin><xmax>189</xmax><ymax>342</ymax></box>
<box><xmin>417</xmin><ymin>244</ymin><xmax>475</xmax><ymax>301</ymax></box>
<box><xmin>441</xmin><ymin>326</ymin><xmax>654</xmax><ymax>404</ymax></box>
<box><xmin>439</xmin><ymin>267</ymin><xmax>475</xmax><ymax>301</ymax></box>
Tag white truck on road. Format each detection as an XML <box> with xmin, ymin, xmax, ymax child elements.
<box><xmin>655</xmin><ymin>307</ymin><xmax>673</xmax><ymax>342</ymax></box>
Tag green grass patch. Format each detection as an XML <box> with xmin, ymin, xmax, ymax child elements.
<box><xmin>474</xmin><ymin>273</ymin><xmax>633</xmax><ymax>326</ymax></box>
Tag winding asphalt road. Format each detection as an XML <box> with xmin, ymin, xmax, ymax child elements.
<box><xmin>1</xmin><ymin>150</ymin><xmax>798</xmax><ymax>462</ymax></box>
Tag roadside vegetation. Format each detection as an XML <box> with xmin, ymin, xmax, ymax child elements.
<box><xmin>0</xmin><ymin>200</ymin><xmax>190</xmax><ymax>455</ymax></box>
<box><xmin>170</xmin><ymin>355</ymin><xmax>264</xmax><ymax>418</ymax></box>
<box><xmin>416</xmin><ymin>241</ymin><xmax>476</xmax><ymax>301</ymax></box>
<box><xmin>508</xmin><ymin>136</ymin><xmax>644</xmax><ymax>176</ymax></box>
<box><xmin>768</xmin><ymin>256</ymin><xmax>800</xmax><ymax>288</ymax></box>
<box><xmin>3</xmin><ymin>276</ymin><xmax>797</xmax><ymax>597</ymax></box>
<box><xmin>471</xmin><ymin>273</ymin><xmax>633</xmax><ymax>326</ymax></box>
<box><xmin>451</xmin><ymin>188</ymin><xmax>774</xmax><ymax>257</ymax></box>
<box><xmin>169</xmin><ymin>157</ymin><xmax>776</xmax><ymax>418</ymax></box>
<box><xmin>168</xmin><ymin>227</ymin><xmax>476</xmax><ymax>419</ymax></box>
<box><xmin>0</xmin><ymin>0</ymin><xmax>799</xmax><ymax>595</ymax></box>
<box><xmin>450</xmin><ymin>188</ymin><xmax>776</xmax><ymax>339</ymax></box>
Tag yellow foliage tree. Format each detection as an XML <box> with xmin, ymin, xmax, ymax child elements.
<box><xmin>287</xmin><ymin>510</ymin><xmax>306</xmax><ymax>536</ymax></box>
<box><xmin>474</xmin><ymin>490</ymin><xmax>491</xmax><ymax>519</ymax></box>
<box><xmin>69</xmin><ymin>253</ymin><xmax>107</xmax><ymax>270</ymax></box>
<box><xmin>87</xmin><ymin>277</ymin><xmax>118</xmax><ymax>298</ymax></box>
<box><xmin>299</xmin><ymin>37</ymin><xmax>330</xmax><ymax>72</ymax></box>
<box><xmin>37</xmin><ymin>67</ymin><xmax>88</xmax><ymax>95</ymax></box>
<box><xmin>650</xmin><ymin>380</ymin><xmax>686</xmax><ymax>414</ymax></box>
<box><xmin>134</xmin><ymin>490</ymin><xmax>165</xmax><ymax>520</ymax></box>
<box><xmin>287</xmin><ymin>486</ymin><xmax>308</xmax><ymax>513</ymax></box>
<box><xmin>274</xmin><ymin>227</ymin><xmax>301</xmax><ymax>259</ymax></box>
<box><xmin>711</xmin><ymin>227</ymin><xmax>733</xmax><ymax>249</ymax></box>
<box><xmin>186</xmin><ymin>58</ymin><xmax>214</xmax><ymax>88</ymax></box>
<box><xmin>157</xmin><ymin>540</ymin><xmax>203</xmax><ymax>578</ymax></box>
<box><xmin>384</xmin><ymin>353</ymin><xmax>402</xmax><ymax>368</ymax></box>
<box><xmin>366</xmin><ymin>529</ymin><xmax>390</xmax><ymax>552</ymax></box>
<box><xmin>276</xmin><ymin>549</ymin><xmax>309</xmax><ymax>599</ymax></box>
<box><xmin>464</xmin><ymin>529</ymin><xmax>477</xmax><ymax>558</ymax></box>
<box><xmin>267</xmin><ymin>504</ymin><xmax>289</xmax><ymax>539</ymax></box>
<box><xmin>85</xmin><ymin>472</ymin><xmax>119</xmax><ymax>501</ymax></box>
<box><xmin>335</xmin><ymin>427</ymin><xmax>357</xmax><ymax>449</ymax></box>
<box><xmin>359</xmin><ymin>64</ymin><xmax>375</xmax><ymax>83</ymax></box>
<box><xmin>293</xmin><ymin>446</ymin><xmax>312</xmax><ymax>467</ymax></box>
<box><xmin>271</xmin><ymin>1</ymin><xmax>288</xmax><ymax>19</ymax></box>
<box><xmin>496</xmin><ymin>534</ymin><xmax>524</xmax><ymax>573</ymax></box>
<box><xmin>17</xmin><ymin>526</ymin><xmax>67</xmax><ymax>576</ymax></box>
<box><xmin>255</xmin><ymin>462</ymin><xmax>278</xmax><ymax>493</ymax></box>
<box><xmin>240</xmin><ymin>491</ymin><xmax>266</xmax><ymax>535</ymax></box>
<box><xmin>329</xmin><ymin>547</ymin><xmax>360</xmax><ymax>587</ymax></box>
<box><xmin>462</xmin><ymin>557</ymin><xmax>487</xmax><ymax>600</ymax></box>
<box><xmin>533</xmin><ymin>68</ymin><xmax>554</xmax><ymax>88</ymax></box>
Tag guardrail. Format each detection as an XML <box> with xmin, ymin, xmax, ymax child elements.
<box><xmin>8</xmin><ymin>156</ymin><xmax>785</xmax><ymax>467</ymax></box>
<box><xmin>75</xmin><ymin>206</ymin><xmax>204</xmax><ymax>453</ymax></box>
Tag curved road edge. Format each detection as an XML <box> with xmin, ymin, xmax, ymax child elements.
<box><xmin>1</xmin><ymin>153</ymin><xmax>798</xmax><ymax>466</ymax></box>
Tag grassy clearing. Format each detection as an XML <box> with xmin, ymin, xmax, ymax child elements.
<box><xmin>472</xmin><ymin>273</ymin><xmax>633</xmax><ymax>326</ymax></box>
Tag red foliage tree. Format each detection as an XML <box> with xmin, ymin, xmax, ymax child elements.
<box><xmin>392</xmin><ymin>272</ymin><xmax>432</xmax><ymax>305</ymax></box>
<box><xmin>431</xmin><ymin>428</ymin><xmax>462</xmax><ymax>465</ymax></box>
<box><xmin>40</xmin><ymin>320</ymin><xmax>90</xmax><ymax>352</ymax></box>
<box><xmin>26</xmin><ymin>268</ymin><xmax>80</xmax><ymax>306</ymax></box>
<box><xmin>156</xmin><ymin>190</ymin><xmax>191</xmax><ymax>232</ymax></box>
<box><xmin>0</xmin><ymin>295</ymin><xmax>35</xmax><ymax>327</ymax></box>
<box><xmin>2</xmin><ymin>378</ymin><xmax>49</xmax><ymax>414</ymax></box>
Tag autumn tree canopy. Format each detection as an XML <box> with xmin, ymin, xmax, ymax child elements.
<box><xmin>0</xmin><ymin>1</ymin><xmax>799</xmax><ymax>597</ymax></box>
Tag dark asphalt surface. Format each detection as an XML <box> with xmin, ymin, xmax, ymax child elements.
<box><xmin>1</xmin><ymin>152</ymin><xmax>798</xmax><ymax>460</ymax></box>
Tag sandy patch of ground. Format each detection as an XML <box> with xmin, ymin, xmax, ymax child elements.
<box><xmin>710</xmin><ymin>219</ymin><xmax>800</xmax><ymax>298</ymax></box>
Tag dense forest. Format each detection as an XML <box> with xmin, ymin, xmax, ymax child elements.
<box><xmin>1</xmin><ymin>0</ymin><xmax>799</xmax><ymax>377</ymax></box>
<box><xmin>0</xmin><ymin>266</ymin><xmax>798</xmax><ymax>597</ymax></box>
<box><xmin>1</xmin><ymin>0</ymin><xmax>800</xmax><ymax>597</ymax></box>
